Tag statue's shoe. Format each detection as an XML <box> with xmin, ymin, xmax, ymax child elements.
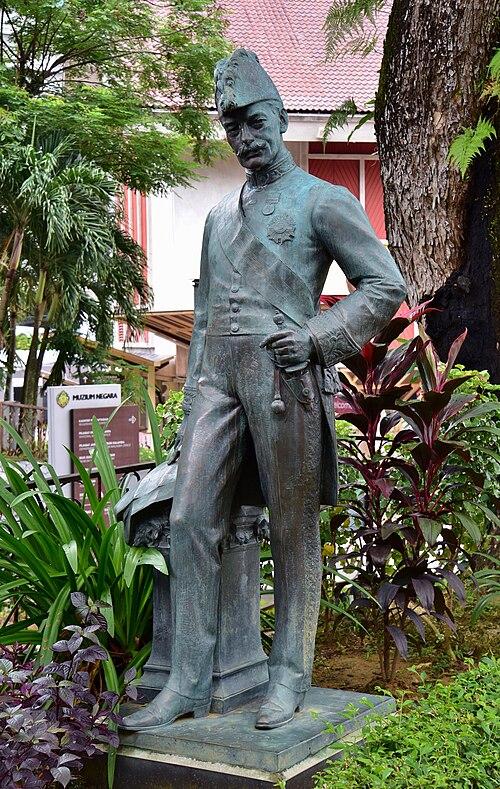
<box><xmin>255</xmin><ymin>684</ymin><xmax>306</xmax><ymax>729</ymax></box>
<box><xmin>119</xmin><ymin>687</ymin><xmax>210</xmax><ymax>731</ymax></box>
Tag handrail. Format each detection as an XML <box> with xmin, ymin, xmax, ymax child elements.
<box><xmin>0</xmin><ymin>400</ymin><xmax>47</xmax><ymax>412</ymax></box>
<box><xmin>19</xmin><ymin>460</ymin><xmax>157</xmax><ymax>491</ymax></box>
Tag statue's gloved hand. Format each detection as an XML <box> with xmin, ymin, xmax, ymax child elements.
<box><xmin>167</xmin><ymin>416</ymin><xmax>187</xmax><ymax>465</ymax></box>
<box><xmin>260</xmin><ymin>328</ymin><xmax>313</xmax><ymax>368</ymax></box>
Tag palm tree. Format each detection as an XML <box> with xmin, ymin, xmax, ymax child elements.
<box><xmin>0</xmin><ymin>130</ymin><xmax>151</xmax><ymax>439</ymax></box>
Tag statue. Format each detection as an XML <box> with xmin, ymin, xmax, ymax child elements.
<box><xmin>121</xmin><ymin>49</ymin><xmax>406</xmax><ymax>732</ymax></box>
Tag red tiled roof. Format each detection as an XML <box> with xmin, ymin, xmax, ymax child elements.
<box><xmin>222</xmin><ymin>0</ymin><xmax>389</xmax><ymax>113</ymax></box>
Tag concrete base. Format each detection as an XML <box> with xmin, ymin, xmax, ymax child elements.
<box><xmin>99</xmin><ymin>686</ymin><xmax>394</xmax><ymax>788</ymax></box>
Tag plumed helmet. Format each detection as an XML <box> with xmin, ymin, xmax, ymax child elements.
<box><xmin>214</xmin><ymin>49</ymin><xmax>282</xmax><ymax>116</ymax></box>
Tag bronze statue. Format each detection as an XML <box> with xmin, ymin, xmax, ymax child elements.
<box><xmin>121</xmin><ymin>49</ymin><xmax>406</xmax><ymax>732</ymax></box>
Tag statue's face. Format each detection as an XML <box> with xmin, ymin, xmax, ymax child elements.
<box><xmin>221</xmin><ymin>100</ymin><xmax>287</xmax><ymax>171</ymax></box>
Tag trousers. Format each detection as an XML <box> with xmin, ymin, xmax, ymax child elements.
<box><xmin>167</xmin><ymin>335</ymin><xmax>323</xmax><ymax>700</ymax></box>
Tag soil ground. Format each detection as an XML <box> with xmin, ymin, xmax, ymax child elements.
<box><xmin>311</xmin><ymin>600</ymin><xmax>500</xmax><ymax>695</ymax></box>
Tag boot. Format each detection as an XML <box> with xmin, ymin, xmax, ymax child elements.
<box><xmin>255</xmin><ymin>683</ymin><xmax>306</xmax><ymax>729</ymax></box>
<box><xmin>120</xmin><ymin>687</ymin><xmax>210</xmax><ymax>731</ymax></box>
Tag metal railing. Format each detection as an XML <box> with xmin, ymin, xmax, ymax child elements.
<box><xmin>0</xmin><ymin>401</ymin><xmax>47</xmax><ymax>455</ymax></box>
<box><xmin>15</xmin><ymin>461</ymin><xmax>156</xmax><ymax>504</ymax></box>
<box><xmin>56</xmin><ymin>461</ymin><xmax>155</xmax><ymax>500</ymax></box>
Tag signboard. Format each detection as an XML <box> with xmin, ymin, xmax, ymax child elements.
<box><xmin>47</xmin><ymin>384</ymin><xmax>121</xmax><ymax>476</ymax></box>
<box><xmin>334</xmin><ymin>396</ymin><xmax>351</xmax><ymax>415</ymax></box>
<box><xmin>71</xmin><ymin>405</ymin><xmax>139</xmax><ymax>469</ymax></box>
<box><xmin>71</xmin><ymin>405</ymin><xmax>139</xmax><ymax>507</ymax></box>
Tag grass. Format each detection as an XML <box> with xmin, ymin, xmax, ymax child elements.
<box><xmin>314</xmin><ymin>656</ymin><xmax>500</xmax><ymax>788</ymax></box>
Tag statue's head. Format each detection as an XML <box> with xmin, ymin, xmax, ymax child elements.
<box><xmin>215</xmin><ymin>49</ymin><xmax>288</xmax><ymax>171</ymax></box>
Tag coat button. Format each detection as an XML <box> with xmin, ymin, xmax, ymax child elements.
<box><xmin>273</xmin><ymin>314</ymin><xmax>284</xmax><ymax>326</ymax></box>
<box><xmin>231</xmin><ymin>303</ymin><xmax>240</xmax><ymax>313</ymax></box>
<box><xmin>230</xmin><ymin>323</ymin><xmax>239</xmax><ymax>334</ymax></box>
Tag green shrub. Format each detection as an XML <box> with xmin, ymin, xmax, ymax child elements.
<box><xmin>314</xmin><ymin>657</ymin><xmax>500</xmax><ymax>789</ymax></box>
<box><xmin>155</xmin><ymin>390</ymin><xmax>185</xmax><ymax>457</ymax></box>
<box><xmin>0</xmin><ymin>416</ymin><xmax>166</xmax><ymax>695</ymax></box>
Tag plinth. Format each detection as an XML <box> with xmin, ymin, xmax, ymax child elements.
<box><xmin>137</xmin><ymin>506</ymin><xmax>269</xmax><ymax>713</ymax></box>
<box><xmin>82</xmin><ymin>687</ymin><xmax>395</xmax><ymax>788</ymax></box>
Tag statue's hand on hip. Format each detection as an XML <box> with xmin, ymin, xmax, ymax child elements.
<box><xmin>260</xmin><ymin>328</ymin><xmax>313</xmax><ymax>368</ymax></box>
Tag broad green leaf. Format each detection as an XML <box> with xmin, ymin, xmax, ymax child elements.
<box><xmin>419</xmin><ymin>518</ymin><xmax>442</xmax><ymax>546</ymax></box>
<box><xmin>91</xmin><ymin>489</ymin><xmax>118</xmax><ymax>529</ymax></box>
<box><xmin>123</xmin><ymin>547</ymin><xmax>168</xmax><ymax>588</ymax></box>
<box><xmin>43</xmin><ymin>492</ymin><xmax>102</xmax><ymax>547</ymax></box>
<box><xmin>458</xmin><ymin>425</ymin><xmax>500</xmax><ymax>437</ymax></box>
<box><xmin>0</xmin><ymin>619</ymin><xmax>45</xmax><ymax>645</ymax></box>
<box><xmin>38</xmin><ymin>583</ymin><xmax>72</xmax><ymax>665</ymax></box>
<box><xmin>63</xmin><ymin>540</ymin><xmax>78</xmax><ymax>573</ymax></box>
<box><xmin>68</xmin><ymin>449</ymin><xmax>101</xmax><ymax>515</ymax></box>
<box><xmin>447</xmin><ymin>400</ymin><xmax>499</xmax><ymax>429</ymax></box>
<box><xmin>472</xmin><ymin>502</ymin><xmax>500</xmax><ymax>529</ymax></box>
<box><xmin>91</xmin><ymin>416</ymin><xmax>121</xmax><ymax>517</ymax></box>
<box><xmin>142</xmin><ymin>380</ymin><xmax>165</xmax><ymax>466</ymax></box>
<box><xmin>471</xmin><ymin>594</ymin><xmax>500</xmax><ymax>624</ymax></box>
<box><xmin>454</xmin><ymin>512</ymin><xmax>482</xmax><ymax>546</ymax></box>
<box><xmin>120</xmin><ymin>640</ymin><xmax>152</xmax><ymax>682</ymax></box>
<box><xmin>96</xmin><ymin>521</ymin><xmax>119</xmax><ymax>600</ymax></box>
<box><xmin>347</xmin><ymin>110</ymin><xmax>375</xmax><ymax>142</ymax></box>
<box><xmin>332</xmin><ymin>568</ymin><xmax>381</xmax><ymax>605</ymax></box>
<box><xmin>101</xmin><ymin>648</ymin><xmax>120</xmax><ymax>696</ymax></box>
<box><xmin>41</xmin><ymin>462</ymin><xmax>65</xmax><ymax>495</ymax></box>
<box><xmin>101</xmin><ymin>587</ymin><xmax>115</xmax><ymax>638</ymax></box>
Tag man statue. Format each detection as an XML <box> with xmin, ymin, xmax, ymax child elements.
<box><xmin>122</xmin><ymin>49</ymin><xmax>406</xmax><ymax>732</ymax></box>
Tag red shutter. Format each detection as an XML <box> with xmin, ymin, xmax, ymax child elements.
<box><xmin>365</xmin><ymin>159</ymin><xmax>386</xmax><ymax>239</ymax></box>
<box><xmin>309</xmin><ymin>158</ymin><xmax>360</xmax><ymax>200</ymax></box>
<box><xmin>120</xmin><ymin>187</ymin><xmax>149</xmax><ymax>344</ymax></box>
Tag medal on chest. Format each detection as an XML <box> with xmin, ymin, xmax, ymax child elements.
<box><xmin>267</xmin><ymin>211</ymin><xmax>296</xmax><ymax>244</ymax></box>
<box><xmin>262</xmin><ymin>192</ymin><xmax>281</xmax><ymax>216</ymax></box>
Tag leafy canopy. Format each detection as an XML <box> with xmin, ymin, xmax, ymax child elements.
<box><xmin>0</xmin><ymin>131</ymin><xmax>153</xmax><ymax>404</ymax></box>
<box><xmin>0</xmin><ymin>0</ymin><xmax>230</xmax><ymax>193</ymax></box>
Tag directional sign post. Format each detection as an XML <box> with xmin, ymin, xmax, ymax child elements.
<box><xmin>71</xmin><ymin>405</ymin><xmax>140</xmax><ymax>508</ymax></box>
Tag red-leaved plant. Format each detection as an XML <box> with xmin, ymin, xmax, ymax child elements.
<box><xmin>330</xmin><ymin>304</ymin><xmax>500</xmax><ymax>684</ymax></box>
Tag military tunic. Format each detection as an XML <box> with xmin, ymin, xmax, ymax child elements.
<box><xmin>166</xmin><ymin>160</ymin><xmax>406</xmax><ymax>701</ymax></box>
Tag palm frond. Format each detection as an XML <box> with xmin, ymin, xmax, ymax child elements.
<box><xmin>322</xmin><ymin>99</ymin><xmax>358</xmax><ymax>145</ymax></box>
<box><xmin>448</xmin><ymin>117</ymin><xmax>497</xmax><ymax>178</ymax></box>
<box><xmin>324</xmin><ymin>0</ymin><xmax>386</xmax><ymax>58</ymax></box>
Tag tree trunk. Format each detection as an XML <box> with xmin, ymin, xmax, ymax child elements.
<box><xmin>426</xmin><ymin>136</ymin><xmax>500</xmax><ymax>381</ymax></box>
<box><xmin>375</xmin><ymin>0</ymin><xmax>500</xmax><ymax>380</ymax></box>
<box><xmin>4</xmin><ymin>306</ymin><xmax>17</xmax><ymax>401</ymax></box>
<box><xmin>0</xmin><ymin>227</ymin><xmax>24</xmax><ymax>348</ymax></box>
<box><xmin>20</xmin><ymin>270</ymin><xmax>47</xmax><ymax>443</ymax></box>
<box><xmin>21</xmin><ymin>310</ymin><xmax>44</xmax><ymax>407</ymax></box>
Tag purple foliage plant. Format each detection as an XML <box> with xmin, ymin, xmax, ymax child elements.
<box><xmin>0</xmin><ymin>593</ymin><xmax>137</xmax><ymax>788</ymax></box>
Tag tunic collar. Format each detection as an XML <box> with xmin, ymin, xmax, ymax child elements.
<box><xmin>245</xmin><ymin>151</ymin><xmax>296</xmax><ymax>189</ymax></box>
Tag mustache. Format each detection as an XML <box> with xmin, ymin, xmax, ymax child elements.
<box><xmin>236</xmin><ymin>141</ymin><xmax>266</xmax><ymax>157</ymax></box>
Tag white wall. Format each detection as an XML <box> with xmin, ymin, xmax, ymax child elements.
<box><xmin>148</xmin><ymin>136</ymin><xmax>349</xmax><ymax>312</ymax></box>
<box><xmin>149</xmin><ymin>153</ymin><xmax>244</xmax><ymax>312</ymax></box>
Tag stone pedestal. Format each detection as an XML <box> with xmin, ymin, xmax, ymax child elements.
<box><xmin>82</xmin><ymin>687</ymin><xmax>395</xmax><ymax>789</ymax></box>
<box><xmin>138</xmin><ymin>506</ymin><xmax>269</xmax><ymax>712</ymax></box>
